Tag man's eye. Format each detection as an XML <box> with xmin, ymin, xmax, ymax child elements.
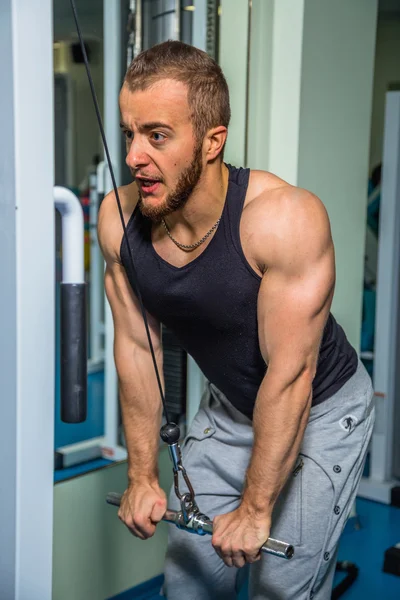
<box><xmin>123</xmin><ymin>130</ymin><xmax>133</xmax><ymax>140</ymax></box>
<box><xmin>152</xmin><ymin>132</ymin><xmax>166</xmax><ymax>142</ymax></box>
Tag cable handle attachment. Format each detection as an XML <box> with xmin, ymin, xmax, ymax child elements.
<box><xmin>180</xmin><ymin>492</ymin><xmax>201</xmax><ymax>526</ymax></box>
<box><xmin>160</xmin><ymin>422</ymin><xmax>180</xmax><ymax>445</ymax></box>
<box><xmin>160</xmin><ymin>422</ymin><xmax>196</xmax><ymax>505</ymax></box>
<box><xmin>106</xmin><ymin>492</ymin><xmax>295</xmax><ymax>559</ymax></box>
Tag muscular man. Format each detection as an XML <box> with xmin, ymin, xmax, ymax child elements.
<box><xmin>98</xmin><ymin>41</ymin><xmax>375</xmax><ymax>599</ymax></box>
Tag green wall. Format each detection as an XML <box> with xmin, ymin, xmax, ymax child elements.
<box><xmin>219</xmin><ymin>0</ymin><xmax>249</xmax><ymax>166</ymax></box>
<box><xmin>297</xmin><ymin>0</ymin><xmax>378</xmax><ymax>349</ymax></box>
<box><xmin>52</xmin><ymin>449</ymin><xmax>172</xmax><ymax>600</ymax></box>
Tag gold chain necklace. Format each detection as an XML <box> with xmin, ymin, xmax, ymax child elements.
<box><xmin>161</xmin><ymin>217</ymin><xmax>221</xmax><ymax>251</ymax></box>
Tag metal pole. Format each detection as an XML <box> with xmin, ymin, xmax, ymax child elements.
<box><xmin>0</xmin><ymin>0</ymin><xmax>54</xmax><ymax>597</ymax></box>
<box><xmin>89</xmin><ymin>173</ymin><xmax>104</xmax><ymax>365</ymax></box>
<box><xmin>103</xmin><ymin>0</ymin><xmax>122</xmax><ymax>447</ymax></box>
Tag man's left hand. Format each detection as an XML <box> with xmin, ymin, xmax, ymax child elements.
<box><xmin>212</xmin><ymin>504</ymin><xmax>271</xmax><ymax>568</ymax></box>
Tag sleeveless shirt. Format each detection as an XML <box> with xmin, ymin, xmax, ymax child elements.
<box><xmin>120</xmin><ymin>164</ymin><xmax>358</xmax><ymax>419</ymax></box>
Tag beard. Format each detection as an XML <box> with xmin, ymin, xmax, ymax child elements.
<box><xmin>137</xmin><ymin>143</ymin><xmax>203</xmax><ymax>222</ymax></box>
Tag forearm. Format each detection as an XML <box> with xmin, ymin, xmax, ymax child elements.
<box><xmin>242</xmin><ymin>369</ymin><xmax>312</xmax><ymax>516</ymax></box>
<box><xmin>116</xmin><ymin>342</ymin><xmax>164</xmax><ymax>485</ymax></box>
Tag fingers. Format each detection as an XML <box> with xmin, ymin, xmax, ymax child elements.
<box><xmin>213</xmin><ymin>537</ymin><xmax>260</xmax><ymax>568</ymax></box>
<box><xmin>117</xmin><ymin>503</ymin><xmax>147</xmax><ymax>540</ymax></box>
<box><xmin>216</xmin><ymin>547</ymin><xmax>246</xmax><ymax>568</ymax></box>
<box><xmin>212</xmin><ymin>516</ymin><xmax>262</xmax><ymax>568</ymax></box>
<box><xmin>213</xmin><ymin>542</ymin><xmax>262</xmax><ymax>568</ymax></box>
<box><xmin>150</xmin><ymin>497</ymin><xmax>168</xmax><ymax>523</ymax></box>
<box><xmin>119</xmin><ymin>516</ymin><xmax>147</xmax><ymax>540</ymax></box>
<box><xmin>120</xmin><ymin>509</ymin><xmax>156</xmax><ymax>539</ymax></box>
<box><xmin>118</xmin><ymin>488</ymin><xmax>166</xmax><ymax>539</ymax></box>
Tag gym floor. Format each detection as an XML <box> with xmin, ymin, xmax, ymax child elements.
<box><xmin>109</xmin><ymin>498</ymin><xmax>400</xmax><ymax>599</ymax></box>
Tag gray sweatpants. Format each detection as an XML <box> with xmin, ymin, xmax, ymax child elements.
<box><xmin>163</xmin><ymin>361</ymin><xmax>375</xmax><ymax>600</ymax></box>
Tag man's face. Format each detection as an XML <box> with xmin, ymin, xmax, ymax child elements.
<box><xmin>119</xmin><ymin>79</ymin><xmax>204</xmax><ymax>222</ymax></box>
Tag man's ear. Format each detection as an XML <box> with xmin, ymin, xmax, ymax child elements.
<box><xmin>205</xmin><ymin>126</ymin><xmax>228</xmax><ymax>161</ymax></box>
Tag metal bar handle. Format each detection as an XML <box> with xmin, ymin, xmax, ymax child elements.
<box><xmin>106</xmin><ymin>492</ymin><xmax>294</xmax><ymax>560</ymax></box>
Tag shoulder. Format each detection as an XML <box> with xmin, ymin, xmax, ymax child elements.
<box><xmin>244</xmin><ymin>170</ymin><xmax>333</xmax><ymax>272</ymax></box>
<box><xmin>97</xmin><ymin>181</ymin><xmax>139</xmax><ymax>265</ymax></box>
<box><xmin>246</xmin><ymin>169</ymin><xmax>288</xmax><ymax>200</ymax></box>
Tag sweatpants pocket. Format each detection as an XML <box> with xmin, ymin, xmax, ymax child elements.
<box><xmin>180</xmin><ymin>407</ymin><xmax>217</xmax><ymax>471</ymax></box>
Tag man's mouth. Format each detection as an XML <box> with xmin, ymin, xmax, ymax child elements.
<box><xmin>136</xmin><ymin>177</ymin><xmax>162</xmax><ymax>195</ymax></box>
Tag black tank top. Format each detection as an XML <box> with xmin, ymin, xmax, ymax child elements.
<box><xmin>120</xmin><ymin>164</ymin><xmax>358</xmax><ymax>419</ymax></box>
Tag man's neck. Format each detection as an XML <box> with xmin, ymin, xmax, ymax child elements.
<box><xmin>164</xmin><ymin>161</ymin><xmax>229</xmax><ymax>235</ymax></box>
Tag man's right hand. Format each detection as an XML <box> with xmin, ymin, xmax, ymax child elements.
<box><xmin>118</xmin><ymin>482</ymin><xmax>168</xmax><ymax>539</ymax></box>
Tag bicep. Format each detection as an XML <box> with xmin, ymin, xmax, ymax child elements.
<box><xmin>257</xmin><ymin>245</ymin><xmax>334</xmax><ymax>382</ymax></box>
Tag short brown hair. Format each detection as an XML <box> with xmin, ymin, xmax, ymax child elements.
<box><xmin>124</xmin><ymin>41</ymin><xmax>230</xmax><ymax>154</ymax></box>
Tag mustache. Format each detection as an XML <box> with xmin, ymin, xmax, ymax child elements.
<box><xmin>133</xmin><ymin>171</ymin><xmax>163</xmax><ymax>182</ymax></box>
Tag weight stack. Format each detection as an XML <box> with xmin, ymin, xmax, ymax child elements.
<box><xmin>162</xmin><ymin>326</ymin><xmax>187</xmax><ymax>425</ymax></box>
